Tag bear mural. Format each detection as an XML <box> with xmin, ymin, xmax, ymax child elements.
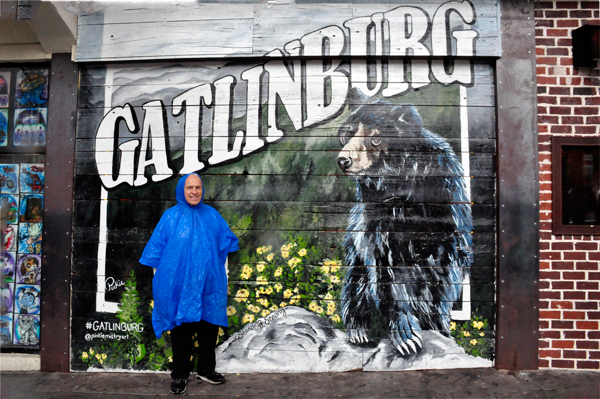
<box><xmin>337</xmin><ymin>96</ymin><xmax>473</xmax><ymax>356</ymax></box>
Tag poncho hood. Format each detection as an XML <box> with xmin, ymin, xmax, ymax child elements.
<box><xmin>140</xmin><ymin>173</ymin><xmax>239</xmax><ymax>337</ymax></box>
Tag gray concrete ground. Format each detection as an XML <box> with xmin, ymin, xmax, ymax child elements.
<box><xmin>1</xmin><ymin>368</ymin><xmax>599</xmax><ymax>399</ymax></box>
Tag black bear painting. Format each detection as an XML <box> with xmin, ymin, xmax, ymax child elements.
<box><xmin>337</xmin><ymin>96</ymin><xmax>473</xmax><ymax>356</ymax></box>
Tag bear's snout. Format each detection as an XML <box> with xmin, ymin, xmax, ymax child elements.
<box><xmin>338</xmin><ymin>156</ymin><xmax>352</xmax><ymax>171</ymax></box>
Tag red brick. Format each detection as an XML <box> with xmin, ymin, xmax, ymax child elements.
<box><xmin>553</xmin><ymin>261</ymin><xmax>575</xmax><ymax>270</ymax></box>
<box><xmin>540</xmin><ymin>349</ymin><xmax>562</xmax><ymax>358</ymax></box>
<box><xmin>557</xmin><ymin>38</ymin><xmax>572</xmax><ymax>46</ymax></box>
<box><xmin>564</xmin><ymin>331</ymin><xmax>586</xmax><ymax>339</ymax></box>
<box><xmin>547</xmin><ymin>28</ymin><xmax>570</xmax><ymax>37</ymax></box>
<box><xmin>539</xmin><ymin>115</ymin><xmax>560</xmax><ymax>124</ymax></box>
<box><xmin>538</xmin><ymin>95</ymin><xmax>558</xmax><ymax>104</ymax></box>
<box><xmin>552</xmin><ymin>340</ymin><xmax>575</xmax><ymax>348</ymax></box>
<box><xmin>577</xmin><ymin>361</ymin><xmax>600</xmax><ymax>369</ymax></box>
<box><xmin>556</xmin><ymin>1</ymin><xmax>578</xmax><ymax>8</ymax></box>
<box><xmin>574</xmin><ymin>125</ymin><xmax>598</xmax><ymax>134</ymax></box>
<box><xmin>539</xmin><ymin>300</ymin><xmax>550</xmax><ymax>310</ymax></box>
<box><xmin>539</xmin><ymin>359</ymin><xmax>550</xmax><ymax>368</ymax></box>
<box><xmin>542</xmin><ymin>251</ymin><xmax>563</xmax><ymax>260</ymax></box>
<box><xmin>553</xmin><ymin>281</ymin><xmax>575</xmax><ymax>290</ymax></box>
<box><xmin>574</xmin><ymin>107</ymin><xmax>599</xmax><ymax>115</ymax></box>
<box><xmin>540</xmin><ymin>310</ymin><xmax>561</xmax><ymax>319</ymax></box>
<box><xmin>587</xmin><ymin>116</ymin><xmax>600</xmax><ymax>124</ymax></box>
<box><xmin>562</xmin><ymin>116</ymin><xmax>585</xmax><ymax>124</ymax></box>
<box><xmin>537</xmin><ymin>47</ymin><xmax>546</xmax><ymax>56</ymax></box>
<box><xmin>563</xmin><ymin>271</ymin><xmax>586</xmax><ymax>280</ymax></box>
<box><xmin>577</xmin><ymin>281</ymin><xmax>599</xmax><ymax>290</ymax></box>
<box><xmin>590</xmin><ymin>272</ymin><xmax>600</xmax><ymax>280</ymax></box>
<box><xmin>589</xmin><ymin>331</ymin><xmax>600</xmax><ymax>339</ymax></box>
<box><xmin>540</xmin><ymin>271</ymin><xmax>561</xmax><ymax>280</ymax></box>
<box><xmin>564</xmin><ymin>291</ymin><xmax>586</xmax><ymax>300</ymax></box>
<box><xmin>585</xmin><ymin>97</ymin><xmax>600</xmax><ymax>106</ymax></box>
<box><xmin>589</xmin><ymin>292</ymin><xmax>600</xmax><ymax>300</ymax></box>
<box><xmin>547</xmin><ymin>47</ymin><xmax>571</xmax><ymax>57</ymax></box>
<box><xmin>536</xmin><ymin>1</ymin><xmax>554</xmax><ymax>8</ymax></box>
<box><xmin>576</xmin><ymin>301</ymin><xmax>599</xmax><ymax>310</ymax></box>
<box><xmin>541</xmin><ymin>330</ymin><xmax>561</xmax><ymax>339</ymax></box>
<box><xmin>564</xmin><ymin>252</ymin><xmax>587</xmax><ymax>260</ymax></box>
<box><xmin>538</xmin><ymin>76</ymin><xmax>558</xmax><ymax>85</ymax></box>
<box><xmin>583</xmin><ymin>77</ymin><xmax>600</xmax><ymax>86</ymax></box>
<box><xmin>551</xmin><ymin>359</ymin><xmax>575</xmax><ymax>368</ymax></box>
<box><xmin>540</xmin><ymin>243</ymin><xmax>551</xmax><ymax>251</ymax></box>
<box><xmin>552</xmin><ymin>320</ymin><xmax>574</xmax><ymax>329</ymax></box>
<box><xmin>539</xmin><ymin>106</ymin><xmax>549</xmax><ymax>115</ymax></box>
<box><xmin>577</xmin><ymin>341</ymin><xmax>599</xmax><ymax>350</ymax></box>
<box><xmin>589</xmin><ymin>253</ymin><xmax>600</xmax><ymax>260</ymax></box>
<box><xmin>576</xmin><ymin>262</ymin><xmax>598</xmax><ymax>270</ymax></box>
<box><xmin>577</xmin><ymin>321</ymin><xmax>599</xmax><ymax>329</ymax></box>
<box><xmin>556</xmin><ymin>20</ymin><xmax>579</xmax><ymax>28</ymax></box>
<box><xmin>549</xmin><ymin>106</ymin><xmax>572</xmax><ymax>115</ymax></box>
<box><xmin>559</xmin><ymin>97</ymin><xmax>582</xmax><ymax>105</ymax></box>
<box><xmin>539</xmin><ymin>340</ymin><xmax>550</xmax><ymax>349</ymax></box>
<box><xmin>539</xmin><ymin>282</ymin><xmax>553</xmax><ymax>291</ymax></box>
<box><xmin>581</xmin><ymin>1</ymin><xmax>600</xmax><ymax>8</ymax></box>
<box><xmin>590</xmin><ymin>351</ymin><xmax>600</xmax><ymax>360</ymax></box>
<box><xmin>546</xmin><ymin>10</ymin><xmax>569</xmax><ymax>18</ymax></box>
<box><xmin>537</xmin><ymin>19</ymin><xmax>555</xmax><ymax>28</ymax></box>
<box><xmin>563</xmin><ymin>311</ymin><xmax>586</xmax><ymax>319</ymax></box>
<box><xmin>551</xmin><ymin>242</ymin><xmax>573</xmax><ymax>250</ymax></box>
<box><xmin>536</xmin><ymin>38</ymin><xmax>556</xmax><ymax>46</ymax></box>
<box><xmin>575</xmin><ymin>242</ymin><xmax>598</xmax><ymax>250</ymax></box>
<box><xmin>563</xmin><ymin>350</ymin><xmax>587</xmax><ymax>359</ymax></box>
<box><xmin>540</xmin><ymin>320</ymin><xmax>550</xmax><ymax>329</ymax></box>
<box><xmin>571</xmin><ymin>10</ymin><xmax>593</xmax><ymax>18</ymax></box>
<box><xmin>588</xmin><ymin>312</ymin><xmax>600</xmax><ymax>319</ymax></box>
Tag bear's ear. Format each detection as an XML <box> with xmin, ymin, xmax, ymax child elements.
<box><xmin>346</xmin><ymin>88</ymin><xmax>371</xmax><ymax>113</ymax></box>
<box><xmin>391</xmin><ymin>104</ymin><xmax>423</xmax><ymax>130</ymax></box>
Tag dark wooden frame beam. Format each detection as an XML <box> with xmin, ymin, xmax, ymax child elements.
<box><xmin>495</xmin><ymin>0</ymin><xmax>540</xmax><ymax>369</ymax></box>
<box><xmin>40</xmin><ymin>53</ymin><xmax>77</xmax><ymax>372</ymax></box>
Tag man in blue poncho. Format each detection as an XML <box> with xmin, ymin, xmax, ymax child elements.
<box><xmin>140</xmin><ymin>173</ymin><xmax>239</xmax><ymax>395</ymax></box>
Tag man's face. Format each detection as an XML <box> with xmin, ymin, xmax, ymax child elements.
<box><xmin>184</xmin><ymin>174</ymin><xmax>203</xmax><ymax>206</ymax></box>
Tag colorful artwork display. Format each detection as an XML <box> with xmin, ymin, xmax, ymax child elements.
<box><xmin>0</xmin><ymin>314</ymin><xmax>13</xmax><ymax>345</ymax></box>
<box><xmin>3</xmin><ymin>252</ymin><xmax>16</xmax><ymax>283</ymax></box>
<box><xmin>19</xmin><ymin>164</ymin><xmax>44</xmax><ymax>194</ymax></box>
<box><xmin>1</xmin><ymin>284</ymin><xmax>14</xmax><ymax>314</ymax></box>
<box><xmin>71</xmin><ymin>1</ymin><xmax>497</xmax><ymax>373</ymax></box>
<box><xmin>0</xmin><ymin>71</ymin><xmax>10</xmax><ymax>108</ymax></box>
<box><xmin>15</xmin><ymin>284</ymin><xmax>40</xmax><ymax>314</ymax></box>
<box><xmin>14</xmin><ymin>314</ymin><xmax>39</xmax><ymax>345</ymax></box>
<box><xmin>13</xmin><ymin>108</ymin><xmax>47</xmax><ymax>146</ymax></box>
<box><xmin>18</xmin><ymin>223</ymin><xmax>42</xmax><ymax>254</ymax></box>
<box><xmin>19</xmin><ymin>194</ymin><xmax>43</xmax><ymax>223</ymax></box>
<box><xmin>4</xmin><ymin>224</ymin><xmax>16</xmax><ymax>252</ymax></box>
<box><xmin>16</xmin><ymin>254</ymin><xmax>41</xmax><ymax>284</ymax></box>
<box><xmin>14</xmin><ymin>70</ymin><xmax>48</xmax><ymax>108</ymax></box>
<box><xmin>1</xmin><ymin>194</ymin><xmax>18</xmax><ymax>224</ymax></box>
<box><xmin>0</xmin><ymin>164</ymin><xmax>19</xmax><ymax>194</ymax></box>
<box><xmin>0</xmin><ymin>109</ymin><xmax>8</xmax><ymax>147</ymax></box>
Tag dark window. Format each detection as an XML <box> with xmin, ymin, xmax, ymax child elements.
<box><xmin>552</xmin><ymin>137</ymin><xmax>600</xmax><ymax>235</ymax></box>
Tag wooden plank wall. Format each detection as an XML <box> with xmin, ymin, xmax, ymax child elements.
<box><xmin>70</xmin><ymin>0</ymin><xmax>499</xmax><ymax>373</ymax></box>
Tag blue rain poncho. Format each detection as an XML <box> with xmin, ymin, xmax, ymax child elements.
<box><xmin>139</xmin><ymin>173</ymin><xmax>239</xmax><ymax>338</ymax></box>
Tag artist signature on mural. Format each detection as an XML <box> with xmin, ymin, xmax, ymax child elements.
<box><xmin>85</xmin><ymin>332</ymin><xmax>129</xmax><ymax>341</ymax></box>
<box><xmin>105</xmin><ymin>277</ymin><xmax>125</xmax><ymax>292</ymax></box>
<box><xmin>232</xmin><ymin>308</ymin><xmax>287</xmax><ymax>341</ymax></box>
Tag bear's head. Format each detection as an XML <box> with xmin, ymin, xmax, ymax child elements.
<box><xmin>337</xmin><ymin>92</ymin><xmax>424</xmax><ymax>178</ymax></box>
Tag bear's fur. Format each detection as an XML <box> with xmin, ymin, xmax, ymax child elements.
<box><xmin>337</xmin><ymin>97</ymin><xmax>473</xmax><ymax>356</ymax></box>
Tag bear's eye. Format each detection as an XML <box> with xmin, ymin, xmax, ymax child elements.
<box><xmin>371</xmin><ymin>139</ymin><xmax>382</xmax><ymax>146</ymax></box>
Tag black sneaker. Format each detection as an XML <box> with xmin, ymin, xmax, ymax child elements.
<box><xmin>170</xmin><ymin>378</ymin><xmax>187</xmax><ymax>395</ymax></box>
<box><xmin>196</xmin><ymin>371</ymin><xmax>225</xmax><ymax>385</ymax></box>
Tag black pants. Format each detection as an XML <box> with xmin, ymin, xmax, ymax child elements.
<box><xmin>170</xmin><ymin>320</ymin><xmax>219</xmax><ymax>380</ymax></box>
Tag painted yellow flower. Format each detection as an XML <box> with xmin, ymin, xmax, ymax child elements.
<box><xmin>265</xmin><ymin>286</ymin><xmax>273</xmax><ymax>295</ymax></box>
<box><xmin>99</xmin><ymin>359</ymin><xmax>103</xmax><ymax>364</ymax></box>
<box><xmin>470</xmin><ymin>339</ymin><xmax>478</xmax><ymax>345</ymax></box>
<box><xmin>257</xmin><ymin>276</ymin><xmax>268</xmax><ymax>285</ymax></box>
<box><xmin>288</xmin><ymin>257</ymin><xmax>301</xmax><ymax>268</ymax></box>
<box><xmin>290</xmin><ymin>295</ymin><xmax>300</xmax><ymax>305</ymax></box>
<box><xmin>95</xmin><ymin>354</ymin><xmax>101</xmax><ymax>360</ymax></box>
<box><xmin>227</xmin><ymin>306</ymin><xmax>236</xmax><ymax>316</ymax></box>
<box><xmin>280</xmin><ymin>302</ymin><xmax>288</xmax><ymax>307</ymax></box>
<box><xmin>316</xmin><ymin>306</ymin><xmax>324</xmax><ymax>314</ymax></box>
<box><xmin>266</xmin><ymin>253</ymin><xmax>274</xmax><ymax>262</ymax></box>
<box><xmin>320</xmin><ymin>265</ymin><xmax>330</xmax><ymax>274</ymax></box>
<box><xmin>480</xmin><ymin>332</ymin><xmax>485</xmax><ymax>337</ymax></box>
<box><xmin>298</xmin><ymin>248</ymin><xmax>307</xmax><ymax>257</ymax></box>
<box><xmin>274</xmin><ymin>283</ymin><xmax>283</xmax><ymax>292</ymax></box>
<box><xmin>274</xmin><ymin>267</ymin><xmax>282</xmax><ymax>277</ymax></box>
<box><xmin>324</xmin><ymin>292</ymin><xmax>333</xmax><ymax>300</ymax></box>
<box><xmin>89</xmin><ymin>348</ymin><xmax>94</xmax><ymax>355</ymax></box>
<box><xmin>168</xmin><ymin>356</ymin><xmax>173</xmax><ymax>363</ymax></box>
<box><xmin>257</xmin><ymin>246</ymin><xmax>269</xmax><ymax>255</ymax></box>
<box><xmin>283</xmin><ymin>289</ymin><xmax>293</xmax><ymax>299</ymax></box>
<box><xmin>219</xmin><ymin>328</ymin><xmax>224</xmax><ymax>336</ymax></box>
<box><xmin>473</xmin><ymin>321</ymin><xmax>484</xmax><ymax>330</ymax></box>
<box><xmin>270</xmin><ymin>304</ymin><xmax>278</xmax><ymax>311</ymax></box>
<box><xmin>194</xmin><ymin>341</ymin><xmax>199</xmax><ymax>347</ymax></box>
<box><xmin>82</xmin><ymin>352</ymin><xmax>88</xmax><ymax>359</ymax></box>
<box><xmin>242</xmin><ymin>264</ymin><xmax>253</xmax><ymax>274</ymax></box>
<box><xmin>450</xmin><ymin>322</ymin><xmax>456</xmax><ymax>331</ymax></box>
<box><xmin>331</xmin><ymin>314</ymin><xmax>341</xmax><ymax>323</ymax></box>
<box><xmin>330</xmin><ymin>275</ymin><xmax>340</xmax><ymax>284</ymax></box>
<box><xmin>309</xmin><ymin>302</ymin><xmax>318</xmax><ymax>312</ymax></box>
<box><xmin>261</xmin><ymin>309</ymin><xmax>270</xmax><ymax>317</ymax></box>
<box><xmin>150</xmin><ymin>300</ymin><xmax>154</xmax><ymax>309</ymax></box>
<box><xmin>240</xmin><ymin>271</ymin><xmax>251</xmax><ymax>280</ymax></box>
<box><xmin>235</xmin><ymin>289</ymin><xmax>250</xmax><ymax>302</ymax></box>
<box><xmin>247</xmin><ymin>304</ymin><xmax>260</xmax><ymax>313</ymax></box>
<box><xmin>330</xmin><ymin>265</ymin><xmax>340</xmax><ymax>273</ymax></box>
<box><xmin>258</xmin><ymin>298</ymin><xmax>269</xmax><ymax>307</ymax></box>
<box><xmin>281</xmin><ymin>249</ymin><xmax>289</xmax><ymax>258</ymax></box>
<box><xmin>243</xmin><ymin>314</ymin><xmax>255</xmax><ymax>324</ymax></box>
<box><xmin>101</xmin><ymin>354</ymin><xmax>107</xmax><ymax>360</ymax></box>
<box><xmin>463</xmin><ymin>331</ymin><xmax>471</xmax><ymax>337</ymax></box>
<box><xmin>256</xmin><ymin>262</ymin><xmax>266</xmax><ymax>272</ymax></box>
<box><xmin>327</xmin><ymin>307</ymin><xmax>335</xmax><ymax>315</ymax></box>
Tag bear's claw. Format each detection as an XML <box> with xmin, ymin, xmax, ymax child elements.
<box><xmin>390</xmin><ymin>331</ymin><xmax>422</xmax><ymax>356</ymax></box>
<box><xmin>348</xmin><ymin>328</ymin><xmax>370</xmax><ymax>344</ymax></box>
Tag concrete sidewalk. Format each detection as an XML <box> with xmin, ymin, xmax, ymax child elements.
<box><xmin>1</xmin><ymin>368</ymin><xmax>599</xmax><ymax>398</ymax></box>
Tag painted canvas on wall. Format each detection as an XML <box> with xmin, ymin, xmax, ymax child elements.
<box><xmin>19</xmin><ymin>164</ymin><xmax>44</xmax><ymax>194</ymax></box>
<box><xmin>16</xmin><ymin>254</ymin><xmax>41</xmax><ymax>285</ymax></box>
<box><xmin>0</xmin><ymin>109</ymin><xmax>8</xmax><ymax>147</ymax></box>
<box><xmin>0</xmin><ymin>71</ymin><xmax>10</xmax><ymax>108</ymax></box>
<box><xmin>0</xmin><ymin>164</ymin><xmax>18</xmax><ymax>195</ymax></box>
<box><xmin>4</xmin><ymin>224</ymin><xmax>16</xmax><ymax>252</ymax></box>
<box><xmin>3</xmin><ymin>252</ymin><xmax>16</xmax><ymax>283</ymax></box>
<box><xmin>0</xmin><ymin>314</ymin><xmax>13</xmax><ymax>345</ymax></box>
<box><xmin>1</xmin><ymin>194</ymin><xmax>18</xmax><ymax>224</ymax></box>
<box><xmin>19</xmin><ymin>194</ymin><xmax>43</xmax><ymax>223</ymax></box>
<box><xmin>18</xmin><ymin>223</ymin><xmax>42</xmax><ymax>254</ymax></box>
<box><xmin>13</xmin><ymin>314</ymin><xmax>40</xmax><ymax>345</ymax></box>
<box><xmin>71</xmin><ymin>0</ymin><xmax>497</xmax><ymax>372</ymax></box>
<box><xmin>14</xmin><ymin>70</ymin><xmax>48</xmax><ymax>109</ymax></box>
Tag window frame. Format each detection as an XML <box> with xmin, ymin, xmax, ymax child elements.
<box><xmin>551</xmin><ymin>136</ymin><xmax>600</xmax><ymax>235</ymax></box>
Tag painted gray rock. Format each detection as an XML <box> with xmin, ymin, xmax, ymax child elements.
<box><xmin>216</xmin><ymin>306</ymin><xmax>492</xmax><ymax>373</ymax></box>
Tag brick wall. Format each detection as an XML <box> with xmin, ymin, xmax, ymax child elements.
<box><xmin>535</xmin><ymin>0</ymin><xmax>600</xmax><ymax>369</ymax></box>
